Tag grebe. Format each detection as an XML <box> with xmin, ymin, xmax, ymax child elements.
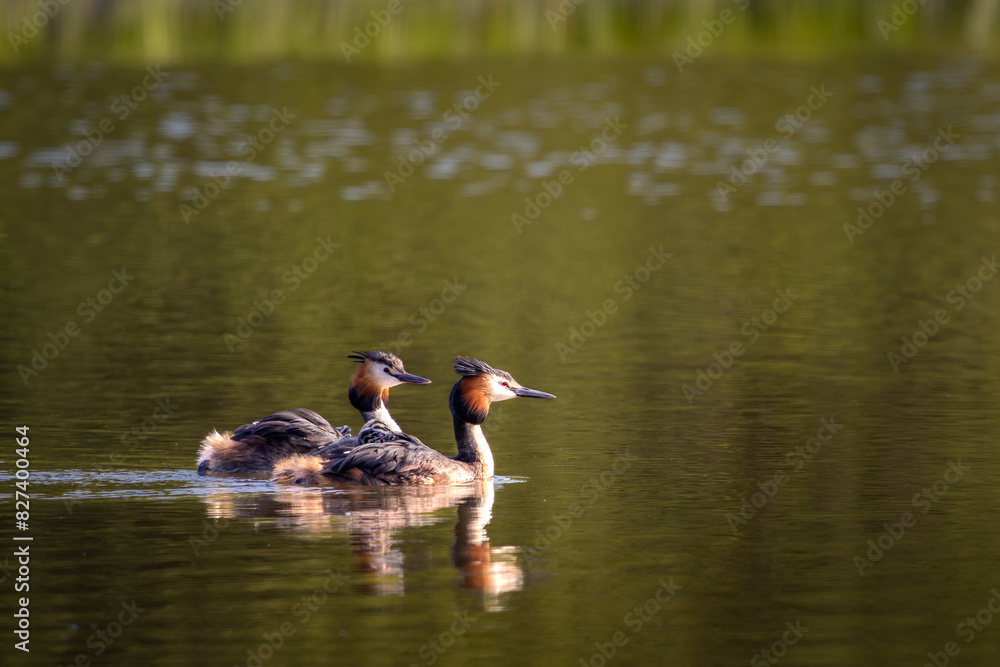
<box><xmin>271</xmin><ymin>356</ymin><xmax>555</xmax><ymax>486</ymax></box>
<box><xmin>196</xmin><ymin>351</ymin><xmax>430</xmax><ymax>474</ymax></box>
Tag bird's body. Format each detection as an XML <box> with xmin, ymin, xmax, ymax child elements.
<box><xmin>199</xmin><ymin>408</ymin><xmax>349</xmax><ymax>474</ymax></box>
<box><xmin>271</xmin><ymin>356</ymin><xmax>555</xmax><ymax>486</ymax></box>
<box><xmin>196</xmin><ymin>351</ymin><xmax>429</xmax><ymax>474</ymax></box>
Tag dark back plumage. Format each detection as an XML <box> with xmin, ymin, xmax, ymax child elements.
<box><xmin>323</xmin><ymin>426</ymin><xmax>451</xmax><ymax>485</ymax></box>
<box><xmin>357</xmin><ymin>419</ymin><xmax>425</xmax><ymax>446</ymax></box>
<box><xmin>198</xmin><ymin>408</ymin><xmax>351</xmax><ymax>474</ymax></box>
<box><xmin>232</xmin><ymin>408</ymin><xmax>350</xmax><ymax>450</ymax></box>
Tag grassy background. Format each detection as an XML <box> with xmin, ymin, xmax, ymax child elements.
<box><xmin>1</xmin><ymin>0</ymin><xmax>998</xmax><ymax>64</ymax></box>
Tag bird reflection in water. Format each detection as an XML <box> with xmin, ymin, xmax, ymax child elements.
<box><xmin>201</xmin><ymin>479</ymin><xmax>522</xmax><ymax>609</ymax></box>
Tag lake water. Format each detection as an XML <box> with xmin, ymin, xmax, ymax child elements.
<box><xmin>2</xmin><ymin>55</ymin><xmax>1000</xmax><ymax>666</ymax></box>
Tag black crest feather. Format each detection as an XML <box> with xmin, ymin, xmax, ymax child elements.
<box><xmin>348</xmin><ymin>350</ymin><xmax>404</xmax><ymax>371</ymax></box>
<box><xmin>453</xmin><ymin>356</ymin><xmax>513</xmax><ymax>382</ymax></box>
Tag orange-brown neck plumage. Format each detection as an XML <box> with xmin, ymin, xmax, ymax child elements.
<box><xmin>451</xmin><ymin>375</ymin><xmax>492</xmax><ymax>426</ymax></box>
<box><xmin>348</xmin><ymin>364</ymin><xmax>397</xmax><ymax>429</ymax></box>
<box><xmin>450</xmin><ymin>377</ymin><xmax>494</xmax><ymax>473</ymax></box>
<box><xmin>349</xmin><ymin>365</ymin><xmax>388</xmax><ymax>412</ymax></box>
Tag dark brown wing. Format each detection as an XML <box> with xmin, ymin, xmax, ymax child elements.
<box><xmin>324</xmin><ymin>422</ymin><xmax>446</xmax><ymax>483</ymax></box>
<box><xmin>315</xmin><ymin>435</ymin><xmax>358</xmax><ymax>460</ymax></box>
<box><xmin>232</xmin><ymin>408</ymin><xmax>351</xmax><ymax>451</ymax></box>
<box><xmin>326</xmin><ymin>440</ymin><xmax>440</xmax><ymax>477</ymax></box>
<box><xmin>356</xmin><ymin>419</ymin><xmax>428</xmax><ymax>446</ymax></box>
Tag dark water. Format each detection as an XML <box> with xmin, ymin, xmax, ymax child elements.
<box><xmin>2</xmin><ymin>55</ymin><xmax>1000</xmax><ymax>666</ymax></box>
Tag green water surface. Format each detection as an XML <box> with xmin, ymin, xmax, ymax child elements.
<box><xmin>1</xmin><ymin>54</ymin><xmax>1000</xmax><ymax>666</ymax></box>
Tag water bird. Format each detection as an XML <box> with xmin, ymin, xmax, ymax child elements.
<box><xmin>196</xmin><ymin>351</ymin><xmax>430</xmax><ymax>474</ymax></box>
<box><xmin>271</xmin><ymin>356</ymin><xmax>555</xmax><ymax>486</ymax></box>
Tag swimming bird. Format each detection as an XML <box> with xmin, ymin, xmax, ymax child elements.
<box><xmin>196</xmin><ymin>351</ymin><xmax>430</xmax><ymax>474</ymax></box>
<box><xmin>271</xmin><ymin>356</ymin><xmax>555</xmax><ymax>486</ymax></box>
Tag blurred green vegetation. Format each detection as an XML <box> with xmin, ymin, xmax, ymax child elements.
<box><xmin>1</xmin><ymin>0</ymin><xmax>998</xmax><ymax>64</ymax></box>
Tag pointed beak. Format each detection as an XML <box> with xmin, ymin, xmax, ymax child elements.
<box><xmin>514</xmin><ymin>386</ymin><xmax>556</xmax><ymax>399</ymax></box>
<box><xmin>393</xmin><ymin>372</ymin><xmax>431</xmax><ymax>384</ymax></box>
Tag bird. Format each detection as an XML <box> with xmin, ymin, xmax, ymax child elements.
<box><xmin>271</xmin><ymin>356</ymin><xmax>555</xmax><ymax>486</ymax></box>
<box><xmin>196</xmin><ymin>350</ymin><xmax>430</xmax><ymax>474</ymax></box>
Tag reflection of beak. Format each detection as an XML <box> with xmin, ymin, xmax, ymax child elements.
<box><xmin>393</xmin><ymin>372</ymin><xmax>431</xmax><ymax>384</ymax></box>
<box><xmin>514</xmin><ymin>386</ymin><xmax>556</xmax><ymax>399</ymax></box>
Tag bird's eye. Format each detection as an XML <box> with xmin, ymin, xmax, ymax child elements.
<box><xmin>383</xmin><ymin>367</ymin><xmax>391</xmax><ymax>374</ymax></box>
<box><xmin>501</xmin><ymin>381</ymin><xmax>509</xmax><ymax>388</ymax></box>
